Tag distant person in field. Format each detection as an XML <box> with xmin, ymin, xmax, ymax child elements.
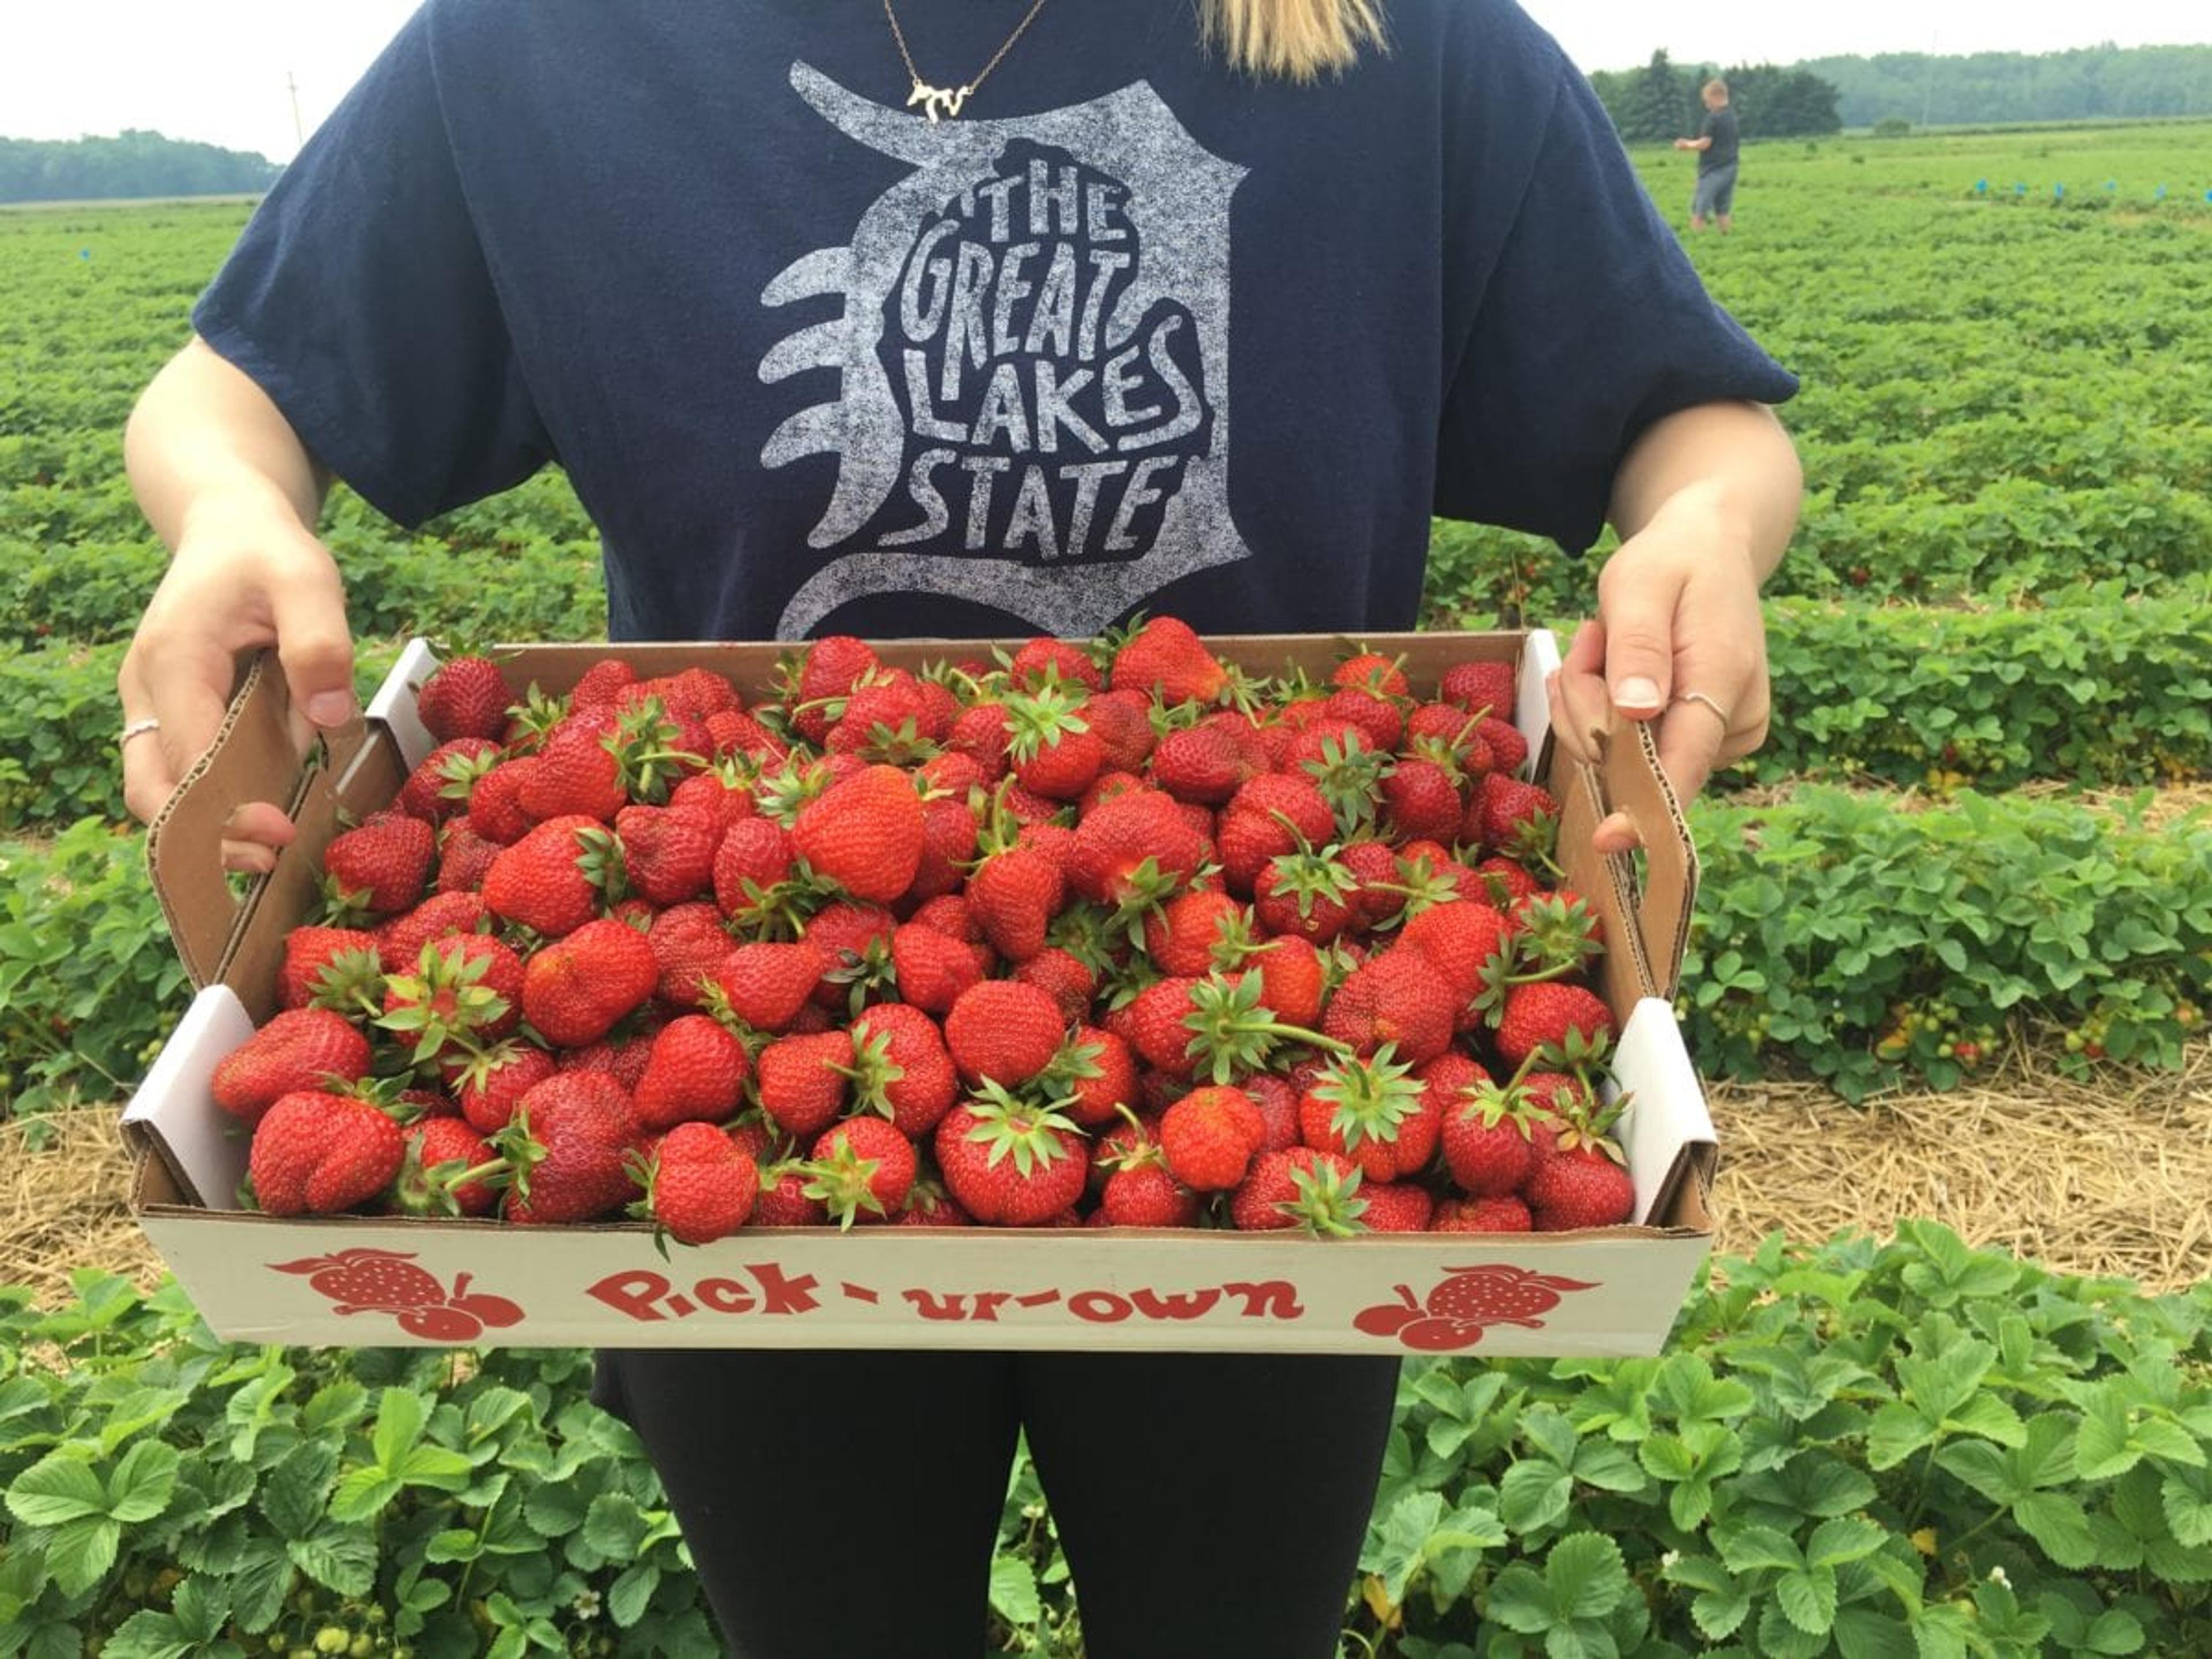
<box><xmin>1676</xmin><ymin>78</ymin><xmax>1740</xmax><ymax>232</ymax></box>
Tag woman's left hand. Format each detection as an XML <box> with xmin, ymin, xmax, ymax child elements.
<box><xmin>1544</xmin><ymin>501</ymin><xmax>1772</xmax><ymax>854</ymax></box>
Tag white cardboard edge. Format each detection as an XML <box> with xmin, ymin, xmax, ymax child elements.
<box><xmin>1608</xmin><ymin>997</ymin><xmax>1717</xmax><ymax>1226</ymax></box>
<box><xmin>363</xmin><ymin>638</ymin><xmax>444</xmax><ymax>776</ymax></box>
<box><xmin>119</xmin><ymin>983</ymin><xmax>256</xmax><ymax>1211</ymax></box>
<box><xmin>1516</xmin><ymin>628</ymin><xmax>1561</xmax><ymax>780</ymax></box>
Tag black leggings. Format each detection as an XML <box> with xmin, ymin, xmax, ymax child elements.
<box><xmin>593</xmin><ymin>1347</ymin><xmax>1402</xmax><ymax>1659</ymax></box>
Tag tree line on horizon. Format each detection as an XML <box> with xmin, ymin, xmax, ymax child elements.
<box><xmin>1588</xmin><ymin>41</ymin><xmax>2212</xmax><ymax>144</ymax></box>
<box><xmin>4</xmin><ymin>41</ymin><xmax>2211</xmax><ymax>203</ymax></box>
<box><xmin>0</xmin><ymin>130</ymin><xmax>276</xmax><ymax>204</ymax></box>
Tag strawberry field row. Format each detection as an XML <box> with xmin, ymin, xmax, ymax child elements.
<box><xmin>1681</xmin><ymin>784</ymin><xmax>2212</xmax><ymax>1100</ymax></box>
<box><xmin>5</xmin><ymin>776</ymin><xmax>2207</xmax><ymax>1114</ymax></box>
<box><xmin>7</xmin><ymin>1222</ymin><xmax>2209</xmax><ymax>1654</ymax></box>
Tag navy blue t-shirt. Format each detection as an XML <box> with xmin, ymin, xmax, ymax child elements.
<box><xmin>194</xmin><ymin>0</ymin><xmax>1796</xmax><ymax>643</ymax></box>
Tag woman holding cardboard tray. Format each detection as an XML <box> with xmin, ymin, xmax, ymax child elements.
<box><xmin>116</xmin><ymin>1</ymin><xmax>1800</xmax><ymax>1653</ymax></box>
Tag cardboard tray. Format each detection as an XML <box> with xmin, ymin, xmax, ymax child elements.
<box><xmin>123</xmin><ymin>631</ymin><xmax>1716</xmax><ymax>1355</ymax></box>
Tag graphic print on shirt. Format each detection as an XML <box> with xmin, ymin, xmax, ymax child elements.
<box><xmin>762</xmin><ymin>64</ymin><xmax>1251</xmax><ymax>638</ymax></box>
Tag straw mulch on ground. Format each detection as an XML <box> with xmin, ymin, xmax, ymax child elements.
<box><xmin>4</xmin><ymin>1044</ymin><xmax>2206</xmax><ymax>1315</ymax></box>
<box><xmin>1709</xmin><ymin>1041</ymin><xmax>2212</xmax><ymax>1293</ymax></box>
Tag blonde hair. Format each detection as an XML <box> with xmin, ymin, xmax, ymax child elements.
<box><xmin>1201</xmin><ymin>0</ymin><xmax>1388</xmax><ymax>81</ymax></box>
<box><xmin>1702</xmin><ymin>78</ymin><xmax>1729</xmax><ymax>99</ymax></box>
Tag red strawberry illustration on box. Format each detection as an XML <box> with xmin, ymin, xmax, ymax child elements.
<box><xmin>271</xmin><ymin>1248</ymin><xmax>525</xmax><ymax>1342</ymax></box>
<box><xmin>1353</xmin><ymin>1265</ymin><xmax>1596</xmax><ymax>1351</ymax></box>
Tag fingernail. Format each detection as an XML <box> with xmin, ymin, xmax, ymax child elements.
<box><xmin>307</xmin><ymin>691</ymin><xmax>355</xmax><ymax>727</ymax></box>
<box><xmin>1616</xmin><ymin>677</ymin><xmax>1661</xmax><ymax>711</ymax></box>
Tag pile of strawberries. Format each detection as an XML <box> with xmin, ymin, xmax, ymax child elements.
<box><xmin>210</xmin><ymin>618</ymin><xmax>1638</xmax><ymax>1245</ymax></box>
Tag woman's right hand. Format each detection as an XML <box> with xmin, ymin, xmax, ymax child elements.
<box><xmin>116</xmin><ymin>498</ymin><xmax>357</xmax><ymax>873</ymax></box>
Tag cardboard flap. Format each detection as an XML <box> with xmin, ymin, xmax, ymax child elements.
<box><xmin>120</xmin><ymin>983</ymin><xmax>256</xmax><ymax>1209</ymax></box>
<box><xmin>143</xmin><ymin>651</ymin><xmax>373</xmax><ymax>991</ymax></box>
<box><xmin>1551</xmin><ymin>717</ymin><xmax>1700</xmax><ymax>1005</ymax></box>
<box><xmin>1609</xmin><ymin>998</ymin><xmax>1719</xmax><ymax>1226</ymax></box>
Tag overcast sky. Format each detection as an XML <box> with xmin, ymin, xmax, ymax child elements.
<box><xmin>6</xmin><ymin>1</ymin><xmax>2208</xmax><ymax>163</ymax></box>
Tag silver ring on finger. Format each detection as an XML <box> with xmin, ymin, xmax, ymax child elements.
<box><xmin>119</xmin><ymin>717</ymin><xmax>164</xmax><ymax>748</ymax></box>
<box><xmin>1672</xmin><ymin>690</ymin><xmax>1732</xmax><ymax>728</ymax></box>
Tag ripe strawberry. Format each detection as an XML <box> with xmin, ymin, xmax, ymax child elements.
<box><xmin>323</xmin><ymin>812</ymin><xmax>436</xmax><ymax>920</ymax></box>
<box><xmin>711</xmin><ymin>816</ymin><xmax>799</xmax><ymax>926</ymax></box>
<box><xmin>632</xmin><ymin>1013</ymin><xmax>751</xmax><ymax>1131</ymax></box>
<box><xmin>213</xmin><ymin>1008</ymin><xmax>373</xmax><ymax>1126</ymax></box>
<box><xmin>616</xmin><ymin>803</ymin><xmax>721</xmax><ymax>907</ymax></box>
<box><xmin>1320</xmin><ymin>687</ymin><xmax>1404</xmax><ymax>755</ymax></box>
<box><xmin>521</xmin><ymin>917</ymin><xmax>660</xmax><ymax>1048</ymax></box>
<box><xmin>706</xmin><ymin>707</ymin><xmax>788</xmax><ymax>766</ymax></box>
<box><xmin>373</xmin><ymin>889</ymin><xmax>488</xmax><ymax>974</ymax></box>
<box><xmin>434</xmin><ymin>817</ymin><xmax>504</xmax><ymax>893</ymax></box>
<box><xmin>1524</xmin><ymin>1142</ymin><xmax>1637</xmax><ymax>1230</ymax></box>
<box><xmin>753</xmin><ymin>1029</ymin><xmax>854</xmax><ymax>1139</ymax></box>
<box><xmin>249</xmin><ymin>1090</ymin><xmax>406</xmax><ymax>1215</ymax></box>
<box><xmin>379</xmin><ymin>932</ymin><xmax>525</xmax><ymax>1063</ymax></box>
<box><xmin>497</xmin><ymin>1072</ymin><xmax>643</xmax><ymax>1225</ymax></box>
<box><xmin>791</xmin><ymin>635</ymin><xmax>881</xmax><ymax>744</ymax></box>
<box><xmin>645</xmin><ymin>901</ymin><xmax>734</xmax><ymax>1010</ymax></box>
<box><xmin>1440</xmin><ymin>660</ymin><xmax>1516</xmax><ymax>719</ymax></box>
<box><xmin>1474</xmin><ymin>715</ymin><xmax>1528</xmax><ymax>777</ymax></box>
<box><xmin>1433</xmin><ymin>1060</ymin><xmax>1543</xmax><ymax>1198</ymax></box>
<box><xmin>276</xmin><ymin>926</ymin><xmax>383</xmax><ymax>1013</ymax></box>
<box><xmin>517</xmin><ymin>725</ymin><xmax>630</xmax><ymax>823</ymax></box>
<box><xmin>802</xmin><ymin>900</ymin><xmax>898</xmax><ymax>1010</ymax></box>
<box><xmin>1064</xmin><ymin>787</ymin><xmax>1207</xmax><ymax>909</ymax></box>
<box><xmin>1297</xmin><ymin>1047</ymin><xmax>1438</xmax><ymax>1183</ymax></box>
<box><xmin>1432</xmin><ymin>1194</ymin><xmax>1533</xmax><ymax>1232</ymax></box>
<box><xmin>946</xmin><ymin>701</ymin><xmax>1014</xmax><ymax>777</ymax></box>
<box><xmin>1141</xmin><ymin>889</ymin><xmax>1243</xmax><ymax>978</ymax></box>
<box><xmin>1110</xmin><ymin>615</ymin><xmax>1227</xmax><ymax>706</ymax></box>
<box><xmin>1097</xmin><ymin>1148</ymin><xmax>1201</xmax><ymax>1228</ymax></box>
<box><xmin>1380</xmin><ymin>756</ymin><xmax>1465</xmax><ymax>846</ymax></box>
<box><xmin>1492</xmin><ymin>982</ymin><xmax>1616</xmax><ymax>1071</ymax></box>
<box><xmin>1149</xmin><ymin>724</ymin><xmax>1252</xmax><ymax>806</ymax></box>
<box><xmin>1084</xmin><ymin>689</ymin><xmax>1157</xmax><ymax>772</ymax></box>
<box><xmin>828</xmin><ymin>669</ymin><xmax>943</xmax><ymax>760</ymax></box>
<box><xmin>752</xmin><ymin>1158</ymin><xmax>832</xmax><ymax>1226</ymax></box>
<box><xmin>904</xmin><ymin>793</ymin><xmax>980</xmax><ymax>905</ymax></box>
<box><xmin>1229</xmin><ymin>1146</ymin><xmax>1366</xmax><ymax>1234</ymax></box>
<box><xmin>398</xmin><ymin>737</ymin><xmax>502</xmax><ymax>823</ymax></box>
<box><xmin>1358</xmin><ymin>1180</ymin><xmax>1435</xmax><ymax>1232</ymax></box>
<box><xmin>482</xmin><ymin>815</ymin><xmax>619</xmax><ymax>937</ymax></box>
<box><xmin>966</xmin><ymin>843</ymin><xmax>1067</xmax><ymax>963</ymax></box>
<box><xmin>466</xmin><ymin>759</ymin><xmax>536</xmax><ymax>844</ymax></box>
<box><xmin>1252</xmin><ymin>847</ymin><xmax>1357</xmax><ymax>945</ymax></box>
<box><xmin>450</xmin><ymin>1039</ymin><xmax>560</xmax><ymax>1135</ymax></box>
<box><xmin>1043</xmin><ymin>1024</ymin><xmax>1141</xmax><ymax>1128</ymax></box>
<box><xmin>805</xmin><ymin>1116</ymin><xmax>919</xmax><ymax>1227</ymax></box>
<box><xmin>1008</xmin><ymin>636</ymin><xmax>1103</xmax><ymax>693</ymax></box>
<box><xmin>568</xmin><ymin>656</ymin><xmax>640</xmax><ymax>711</ymax></box>
<box><xmin>389</xmin><ymin>1115</ymin><xmax>500</xmax><ymax>1217</ymax></box>
<box><xmin>1400</xmin><ymin>899</ymin><xmax>1512</xmax><ymax>1004</ymax></box>
<box><xmin>1158</xmin><ymin>1084</ymin><xmax>1267</xmax><ymax>1191</ymax></box>
<box><xmin>416</xmin><ymin>654</ymin><xmax>515</xmax><ymax>743</ymax></box>
<box><xmin>789</xmin><ymin>763</ymin><xmax>926</xmax><ymax>903</ymax></box>
<box><xmin>1012</xmin><ymin>947</ymin><xmax>1096</xmax><ymax>1024</ymax></box>
<box><xmin>889</xmin><ymin>922</ymin><xmax>986</xmax><ymax>1016</ymax></box>
<box><xmin>933</xmin><ymin>1084</ymin><xmax>1090</xmax><ymax>1225</ymax></box>
<box><xmin>844</xmin><ymin>1002</ymin><xmax>960</xmax><ymax>1138</ymax></box>
<box><xmin>712</xmin><ymin>939</ymin><xmax>825</xmax><ymax>1032</ymax></box>
<box><xmin>1471</xmin><ymin>772</ymin><xmax>1559</xmax><ymax>863</ymax></box>
<box><xmin>1331</xmin><ymin>652</ymin><xmax>1409</xmax><ymax>698</ymax></box>
<box><xmin>944</xmin><ymin>980</ymin><xmax>1067</xmax><ymax>1088</ymax></box>
<box><xmin>1321</xmin><ymin>947</ymin><xmax>1460</xmax><ymax>1065</ymax></box>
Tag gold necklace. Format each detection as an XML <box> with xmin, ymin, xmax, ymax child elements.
<box><xmin>881</xmin><ymin>0</ymin><xmax>1053</xmax><ymax>123</ymax></box>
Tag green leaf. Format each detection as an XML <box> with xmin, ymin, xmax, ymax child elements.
<box><xmin>1545</xmin><ymin>1532</ymin><xmax>1630</xmax><ymax>1622</ymax></box>
<box><xmin>988</xmin><ymin>1555</ymin><xmax>1041</xmax><ymax>1629</ymax></box>
<box><xmin>327</xmin><ymin>1464</ymin><xmax>404</xmax><ymax>1524</ymax></box>
<box><xmin>43</xmin><ymin>1514</ymin><xmax>121</xmax><ymax>1597</ymax></box>
<box><xmin>1717</xmin><ymin>1524</ymin><xmax>1804</xmax><ymax>1575</ymax></box>
<box><xmin>1775</xmin><ymin>1563</ymin><xmax>1839</xmax><ymax>1635</ymax></box>
<box><xmin>287</xmin><ymin>1528</ymin><xmax>378</xmax><ymax>1597</ymax></box>
<box><xmin>1499</xmin><ymin>1460</ymin><xmax>1572</xmax><ymax>1535</ymax></box>
<box><xmin>2014</xmin><ymin>1491</ymin><xmax>2099</xmax><ymax>1569</ymax></box>
<box><xmin>5</xmin><ymin>1450</ymin><xmax>107</xmax><ymax>1526</ymax></box>
<box><xmin>1806</xmin><ymin>1517</ymin><xmax>1887</xmax><ymax>1570</ymax></box>
<box><xmin>608</xmin><ymin>1560</ymin><xmax>660</xmax><ymax>1628</ymax></box>
<box><xmin>371</xmin><ymin>1384</ymin><xmax>428</xmax><ymax>1468</ymax></box>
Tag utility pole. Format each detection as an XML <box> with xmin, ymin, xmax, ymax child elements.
<box><xmin>1920</xmin><ymin>31</ymin><xmax>1938</xmax><ymax>128</ymax></box>
<box><xmin>287</xmin><ymin>70</ymin><xmax>305</xmax><ymax>150</ymax></box>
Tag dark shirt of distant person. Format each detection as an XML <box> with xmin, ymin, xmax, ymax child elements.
<box><xmin>1675</xmin><ymin>78</ymin><xmax>1739</xmax><ymax>231</ymax></box>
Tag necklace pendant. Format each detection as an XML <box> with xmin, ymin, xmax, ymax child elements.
<box><xmin>907</xmin><ymin>79</ymin><xmax>970</xmax><ymax>122</ymax></box>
